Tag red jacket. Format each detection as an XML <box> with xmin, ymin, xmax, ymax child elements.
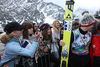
<box><xmin>90</xmin><ymin>31</ymin><xmax>100</xmax><ymax>67</ymax></box>
<box><xmin>91</xmin><ymin>34</ymin><xmax>100</xmax><ymax>56</ymax></box>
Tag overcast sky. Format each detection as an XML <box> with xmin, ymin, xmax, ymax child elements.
<box><xmin>43</xmin><ymin>0</ymin><xmax>100</xmax><ymax>12</ymax></box>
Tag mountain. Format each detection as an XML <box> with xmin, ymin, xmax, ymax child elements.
<box><xmin>37</xmin><ymin>2</ymin><xmax>64</xmax><ymax>21</ymax></box>
<box><xmin>0</xmin><ymin>0</ymin><xmax>65</xmax><ymax>26</ymax></box>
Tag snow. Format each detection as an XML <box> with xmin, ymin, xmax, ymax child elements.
<box><xmin>44</xmin><ymin>17</ymin><xmax>63</xmax><ymax>25</ymax></box>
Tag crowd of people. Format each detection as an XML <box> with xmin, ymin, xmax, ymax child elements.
<box><xmin>0</xmin><ymin>11</ymin><xmax>100</xmax><ymax>67</ymax></box>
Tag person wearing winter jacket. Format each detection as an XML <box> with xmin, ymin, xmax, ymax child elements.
<box><xmin>0</xmin><ymin>22</ymin><xmax>39</xmax><ymax>67</ymax></box>
<box><xmin>90</xmin><ymin>22</ymin><xmax>100</xmax><ymax>67</ymax></box>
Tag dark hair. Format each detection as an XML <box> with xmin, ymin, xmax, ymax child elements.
<box><xmin>4</xmin><ymin>22</ymin><xmax>23</xmax><ymax>34</ymax></box>
<box><xmin>33</xmin><ymin>23</ymin><xmax>37</xmax><ymax>33</ymax></box>
<box><xmin>40</xmin><ymin>23</ymin><xmax>51</xmax><ymax>31</ymax></box>
<box><xmin>92</xmin><ymin>22</ymin><xmax>100</xmax><ymax>34</ymax></box>
<box><xmin>42</xmin><ymin>28</ymin><xmax>52</xmax><ymax>40</ymax></box>
<box><xmin>97</xmin><ymin>23</ymin><xmax>100</xmax><ymax>30</ymax></box>
<box><xmin>22</xmin><ymin>21</ymin><xmax>33</xmax><ymax>39</ymax></box>
<box><xmin>40</xmin><ymin>23</ymin><xmax>52</xmax><ymax>40</ymax></box>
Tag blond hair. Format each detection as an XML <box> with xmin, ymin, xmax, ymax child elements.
<box><xmin>0</xmin><ymin>33</ymin><xmax>14</xmax><ymax>44</ymax></box>
<box><xmin>52</xmin><ymin>20</ymin><xmax>60</xmax><ymax>33</ymax></box>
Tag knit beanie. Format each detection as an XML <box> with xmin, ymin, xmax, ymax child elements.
<box><xmin>80</xmin><ymin>13</ymin><xmax>96</xmax><ymax>27</ymax></box>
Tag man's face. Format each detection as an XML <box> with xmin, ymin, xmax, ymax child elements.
<box><xmin>86</xmin><ymin>25</ymin><xmax>94</xmax><ymax>32</ymax></box>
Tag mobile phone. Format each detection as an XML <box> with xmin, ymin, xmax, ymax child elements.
<box><xmin>22</xmin><ymin>41</ymin><xmax>29</xmax><ymax>48</ymax></box>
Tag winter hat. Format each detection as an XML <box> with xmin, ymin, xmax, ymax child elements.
<box><xmin>80</xmin><ymin>13</ymin><xmax>96</xmax><ymax>27</ymax></box>
<box><xmin>40</xmin><ymin>23</ymin><xmax>51</xmax><ymax>31</ymax></box>
<box><xmin>4</xmin><ymin>22</ymin><xmax>24</xmax><ymax>34</ymax></box>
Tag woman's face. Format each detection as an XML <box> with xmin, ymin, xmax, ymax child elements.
<box><xmin>86</xmin><ymin>25</ymin><xmax>94</xmax><ymax>31</ymax></box>
<box><xmin>34</xmin><ymin>24</ymin><xmax>37</xmax><ymax>30</ymax></box>
<box><xmin>55</xmin><ymin>21</ymin><xmax>60</xmax><ymax>28</ymax></box>
<box><xmin>47</xmin><ymin>28</ymin><xmax>51</xmax><ymax>35</ymax></box>
<box><xmin>28</xmin><ymin>28</ymin><xmax>33</xmax><ymax>35</ymax></box>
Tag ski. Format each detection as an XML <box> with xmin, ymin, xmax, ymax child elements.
<box><xmin>60</xmin><ymin>0</ymin><xmax>74</xmax><ymax>67</ymax></box>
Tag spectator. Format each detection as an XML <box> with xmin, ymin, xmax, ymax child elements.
<box><xmin>90</xmin><ymin>15</ymin><xmax>100</xmax><ymax>67</ymax></box>
<box><xmin>37</xmin><ymin>23</ymin><xmax>52</xmax><ymax>67</ymax></box>
<box><xmin>20</xmin><ymin>21</ymin><xmax>40</xmax><ymax>67</ymax></box>
<box><xmin>72</xmin><ymin>21</ymin><xmax>80</xmax><ymax>30</ymax></box>
<box><xmin>51</xmin><ymin>20</ymin><xmax>61</xmax><ymax>67</ymax></box>
<box><xmin>0</xmin><ymin>22</ymin><xmax>39</xmax><ymax>67</ymax></box>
